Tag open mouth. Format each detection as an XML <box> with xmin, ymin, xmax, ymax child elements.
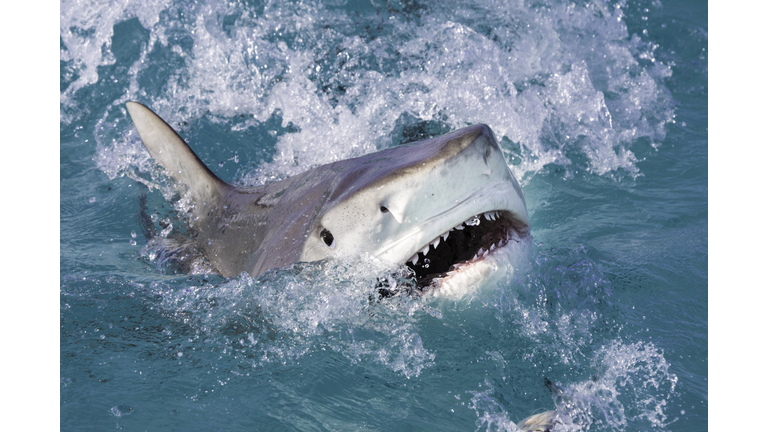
<box><xmin>398</xmin><ymin>210</ymin><xmax>526</xmax><ymax>294</ymax></box>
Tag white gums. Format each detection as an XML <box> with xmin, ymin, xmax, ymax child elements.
<box><xmin>427</xmin><ymin>237</ymin><xmax>522</xmax><ymax>299</ymax></box>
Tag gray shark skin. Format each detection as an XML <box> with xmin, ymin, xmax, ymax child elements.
<box><xmin>126</xmin><ymin>101</ymin><xmax>530</xmax><ymax>295</ymax></box>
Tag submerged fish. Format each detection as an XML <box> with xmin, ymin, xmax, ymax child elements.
<box><xmin>127</xmin><ymin>101</ymin><xmax>531</xmax><ymax>295</ymax></box>
<box><xmin>517</xmin><ymin>379</ymin><xmax>585</xmax><ymax>432</ymax></box>
<box><xmin>517</xmin><ymin>410</ymin><xmax>561</xmax><ymax>432</ymax></box>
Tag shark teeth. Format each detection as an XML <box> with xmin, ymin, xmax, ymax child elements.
<box><xmin>412</xmin><ymin>211</ymin><xmax>508</xmax><ymax>260</ymax></box>
<box><xmin>405</xmin><ymin>210</ymin><xmax>514</xmax><ymax>284</ymax></box>
<box><xmin>445</xmin><ymin>212</ymin><xmax>499</xmax><ymax>233</ymax></box>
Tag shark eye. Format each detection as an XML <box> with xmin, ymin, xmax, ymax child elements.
<box><xmin>380</xmin><ymin>206</ymin><xmax>389</xmax><ymax>213</ymax></box>
<box><xmin>320</xmin><ymin>229</ymin><xmax>335</xmax><ymax>248</ymax></box>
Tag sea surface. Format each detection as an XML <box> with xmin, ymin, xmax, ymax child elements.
<box><xmin>60</xmin><ymin>0</ymin><xmax>707</xmax><ymax>430</ymax></box>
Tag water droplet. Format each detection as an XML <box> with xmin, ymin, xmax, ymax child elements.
<box><xmin>110</xmin><ymin>405</ymin><xmax>133</xmax><ymax>418</ymax></box>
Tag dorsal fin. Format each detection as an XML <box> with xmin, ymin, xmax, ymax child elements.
<box><xmin>126</xmin><ymin>101</ymin><xmax>230</xmax><ymax>216</ymax></box>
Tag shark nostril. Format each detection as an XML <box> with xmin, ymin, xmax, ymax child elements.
<box><xmin>380</xmin><ymin>206</ymin><xmax>389</xmax><ymax>213</ymax></box>
<box><xmin>483</xmin><ymin>146</ymin><xmax>493</xmax><ymax>166</ymax></box>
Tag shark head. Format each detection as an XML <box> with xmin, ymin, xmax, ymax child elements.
<box><xmin>299</xmin><ymin>125</ymin><xmax>531</xmax><ymax>296</ymax></box>
<box><xmin>126</xmin><ymin>101</ymin><xmax>530</xmax><ymax>297</ymax></box>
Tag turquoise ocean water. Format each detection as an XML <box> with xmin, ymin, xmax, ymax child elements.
<box><xmin>60</xmin><ymin>0</ymin><xmax>707</xmax><ymax>430</ymax></box>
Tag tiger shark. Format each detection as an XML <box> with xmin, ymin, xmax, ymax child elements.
<box><xmin>126</xmin><ymin>101</ymin><xmax>531</xmax><ymax>296</ymax></box>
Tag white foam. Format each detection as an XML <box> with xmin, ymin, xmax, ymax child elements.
<box><xmin>561</xmin><ymin>340</ymin><xmax>679</xmax><ymax>429</ymax></box>
<box><xmin>66</xmin><ymin>0</ymin><xmax>677</xmax><ymax>388</ymax></box>
<box><xmin>69</xmin><ymin>0</ymin><xmax>674</xmax><ymax>184</ymax></box>
<box><xmin>466</xmin><ymin>340</ymin><xmax>677</xmax><ymax>431</ymax></box>
<box><xmin>156</xmin><ymin>254</ymin><xmax>436</xmax><ymax>377</ymax></box>
<box><xmin>60</xmin><ymin>0</ymin><xmax>173</xmax><ymax>122</ymax></box>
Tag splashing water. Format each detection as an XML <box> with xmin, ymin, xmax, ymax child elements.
<box><xmin>62</xmin><ymin>0</ymin><xmax>674</xmax><ymax>183</ymax></box>
<box><xmin>59</xmin><ymin>0</ymin><xmax>704</xmax><ymax>430</ymax></box>
<box><xmin>152</xmin><ymin>255</ymin><xmax>438</xmax><ymax>378</ymax></box>
<box><xmin>467</xmin><ymin>339</ymin><xmax>677</xmax><ymax>431</ymax></box>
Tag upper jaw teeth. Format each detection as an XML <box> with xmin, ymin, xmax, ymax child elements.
<box><xmin>406</xmin><ymin>211</ymin><xmax>503</xmax><ymax>264</ymax></box>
